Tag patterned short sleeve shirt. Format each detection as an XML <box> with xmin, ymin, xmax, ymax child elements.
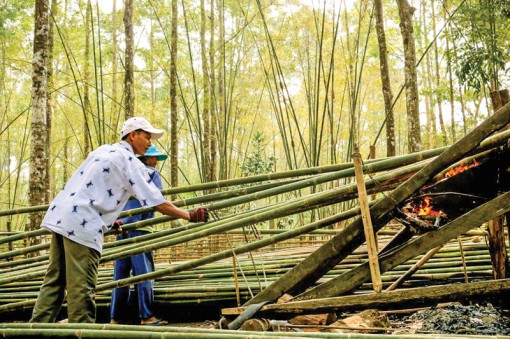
<box><xmin>41</xmin><ymin>141</ymin><xmax>166</xmax><ymax>253</ymax></box>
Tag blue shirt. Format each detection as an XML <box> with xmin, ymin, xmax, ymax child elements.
<box><xmin>119</xmin><ymin>165</ymin><xmax>163</xmax><ymax>232</ymax></box>
<box><xmin>41</xmin><ymin>141</ymin><xmax>166</xmax><ymax>253</ymax></box>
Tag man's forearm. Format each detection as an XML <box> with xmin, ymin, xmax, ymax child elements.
<box><xmin>154</xmin><ymin>201</ymin><xmax>190</xmax><ymax>220</ymax></box>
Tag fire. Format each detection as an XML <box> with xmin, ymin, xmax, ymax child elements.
<box><xmin>445</xmin><ymin>159</ymin><xmax>479</xmax><ymax>178</ymax></box>
<box><xmin>418</xmin><ymin>196</ymin><xmax>443</xmax><ymax>216</ymax></box>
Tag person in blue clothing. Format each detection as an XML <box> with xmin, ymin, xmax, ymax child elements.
<box><xmin>110</xmin><ymin>145</ymin><xmax>170</xmax><ymax>326</ymax></box>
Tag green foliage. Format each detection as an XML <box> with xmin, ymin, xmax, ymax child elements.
<box><xmin>240</xmin><ymin>132</ymin><xmax>277</xmax><ymax>177</ymax></box>
<box><xmin>450</xmin><ymin>0</ymin><xmax>510</xmax><ymax>92</ymax></box>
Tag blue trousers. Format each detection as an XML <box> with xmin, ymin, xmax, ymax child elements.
<box><xmin>110</xmin><ymin>230</ymin><xmax>155</xmax><ymax>321</ymax></box>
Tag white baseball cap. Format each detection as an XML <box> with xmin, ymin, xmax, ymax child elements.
<box><xmin>121</xmin><ymin>117</ymin><xmax>164</xmax><ymax>140</ymax></box>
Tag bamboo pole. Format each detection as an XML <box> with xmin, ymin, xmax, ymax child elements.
<box><xmin>227</xmin><ymin>279</ymin><xmax>510</xmax><ymax>316</ymax></box>
<box><xmin>99</xmin><ymin>161</ymin><xmax>419</xmax><ymax>262</ymax></box>
<box><xmin>457</xmin><ymin>237</ymin><xmax>469</xmax><ymax>283</ymax></box>
<box><xmin>232</xmin><ymin>256</ymin><xmax>241</xmax><ymax>307</ymax></box>
<box><xmin>385</xmin><ymin>245</ymin><xmax>443</xmax><ymax>291</ymax></box>
<box><xmin>352</xmin><ymin>146</ymin><xmax>382</xmax><ymax>293</ymax></box>
<box><xmin>0</xmin><ymin>236</ymin><xmax>501</xmax><ymax>310</ymax></box>
<box><xmin>0</xmin><ymin>322</ymin><xmax>502</xmax><ymax>339</ymax></box>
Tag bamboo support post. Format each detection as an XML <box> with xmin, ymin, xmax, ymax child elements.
<box><xmin>352</xmin><ymin>146</ymin><xmax>382</xmax><ymax>293</ymax></box>
<box><xmin>457</xmin><ymin>237</ymin><xmax>469</xmax><ymax>283</ymax></box>
<box><xmin>369</xmin><ymin>145</ymin><xmax>378</xmax><ymax>249</ymax></box>
<box><xmin>385</xmin><ymin>245</ymin><xmax>443</xmax><ymax>291</ymax></box>
<box><xmin>487</xmin><ymin>90</ymin><xmax>509</xmax><ymax>279</ymax></box>
<box><xmin>233</xmin><ymin>256</ymin><xmax>241</xmax><ymax>307</ymax></box>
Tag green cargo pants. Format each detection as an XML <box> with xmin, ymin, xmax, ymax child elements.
<box><xmin>30</xmin><ymin>232</ymin><xmax>100</xmax><ymax>323</ymax></box>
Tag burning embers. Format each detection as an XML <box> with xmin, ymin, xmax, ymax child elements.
<box><xmin>444</xmin><ymin>159</ymin><xmax>480</xmax><ymax>178</ymax></box>
<box><xmin>398</xmin><ymin>194</ymin><xmax>447</xmax><ymax>234</ymax></box>
<box><xmin>395</xmin><ymin>156</ymin><xmax>499</xmax><ymax>234</ymax></box>
<box><xmin>417</xmin><ymin>196</ymin><xmax>443</xmax><ymax>217</ymax></box>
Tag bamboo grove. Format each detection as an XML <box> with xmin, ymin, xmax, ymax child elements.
<box><xmin>1</xmin><ymin>0</ymin><xmax>510</xmax><ymax>235</ymax></box>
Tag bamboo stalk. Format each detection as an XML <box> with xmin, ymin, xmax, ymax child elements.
<box><xmin>385</xmin><ymin>245</ymin><xmax>443</xmax><ymax>291</ymax></box>
<box><xmin>352</xmin><ymin>146</ymin><xmax>382</xmax><ymax>293</ymax></box>
<box><xmin>0</xmin><ymin>322</ymin><xmax>502</xmax><ymax>339</ymax></box>
<box><xmin>457</xmin><ymin>237</ymin><xmax>469</xmax><ymax>283</ymax></box>
<box><xmin>0</xmin><ymin>236</ymin><xmax>501</xmax><ymax>310</ymax></box>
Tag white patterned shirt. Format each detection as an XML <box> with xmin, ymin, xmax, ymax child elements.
<box><xmin>41</xmin><ymin>141</ymin><xmax>166</xmax><ymax>253</ymax></box>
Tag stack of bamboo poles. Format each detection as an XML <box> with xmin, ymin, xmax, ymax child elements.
<box><xmin>0</xmin><ymin>130</ymin><xmax>509</xmax><ymax>321</ymax></box>
<box><xmin>0</xmin><ymin>230</ymin><xmax>500</xmax><ymax>311</ymax></box>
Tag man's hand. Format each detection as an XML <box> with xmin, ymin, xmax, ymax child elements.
<box><xmin>189</xmin><ymin>207</ymin><xmax>209</xmax><ymax>222</ymax></box>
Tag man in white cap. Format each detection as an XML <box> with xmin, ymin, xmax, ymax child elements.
<box><xmin>30</xmin><ymin>117</ymin><xmax>209</xmax><ymax>324</ymax></box>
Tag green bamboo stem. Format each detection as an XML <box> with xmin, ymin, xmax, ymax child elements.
<box><xmin>0</xmin><ymin>242</ymin><xmax>49</xmax><ymax>261</ymax></box>
<box><xmin>0</xmin><ymin>181</ymin><xmax>303</xmax><ymax>260</ymax></box>
<box><xmin>0</xmin><ymin>156</ymin><xmax>357</xmax><ymax>219</ymax></box>
<box><xmin>0</xmin><ymin>197</ymin><xmax>362</xmax><ymax>294</ymax></box>
<box><xmin>0</xmin><ymin>253</ymin><xmax>48</xmax><ymax>269</ymax></box>
<box><xmin>0</xmin><ymin>322</ymin><xmax>503</xmax><ymax>339</ymax></box>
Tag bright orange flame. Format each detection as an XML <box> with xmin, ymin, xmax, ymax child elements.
<box><xmin>418</xmin><ymin>196</ymin><xmax>443</xmax><ymax>216</ymax></box>
<box><xmin>445</xmin><ymin>159</ymin><xmax>479</xmax><ymax>178</ymax></box>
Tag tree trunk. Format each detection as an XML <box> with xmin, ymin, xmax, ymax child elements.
<box><xmin>218</xmin><ymin>0</ymin><xmax>226</xmax><ymax>180</ymax></box>
<box><xmin>446</xmin><ymin>37</ymin><xmax>456</xmax><ymax>142</ymax></box>
<box><xmin>83</xmin><ymin>0</ymin><xmax>92</xmax><ymax>156</ymax></box>
<box><xmin>170</xmin><ymin>0</ymin><xmax>178</xmax><ymax>199</ymax></box>
<box><xmin>111</xmin><ymin>0</ymin><xmax>119</xmax><ymax>142</ymax></box>
<box><xmin>397</xmin><ymin>0</ymin><xmax>421</xmax><ymax>153</ymax></box>
<box><xmin>28</xmin><ymin>0</ymin><xmax>49</xmax><ymax>240</ymax></box>
<box><xmin>46</xmin><ymin>0</ymin><xmax>56</xmax><ymax>200</ymax></box>
<box><xmin>431</xmin><ymin>0</ymin><xmax>447</xmax><ymax>145</ymax></box>
<box><xmin>209</xmin><ymin>0</ymin><xmax>217</xmax><ymax>184</ymax></box>
<box><xmin>201</xmin><ymin>0</ymin><xmax>210</xmax><ymax>182</ymax></box>
<box><xmin>343</xmin><ymin>7</ymin><xmax>357</xmax><ymax>154</ymax></box>
<box><xmin>123</xmin><ymin>0</ymin><xmax>135</xmax><ymax>119</ymax></box>
<box><xmin>373</xmin><ymin>0</ymin><xmax>395</xmax><ymax>157</ymax></box>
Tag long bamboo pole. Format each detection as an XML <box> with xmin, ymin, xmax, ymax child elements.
<box><xmin>100</xmin><ymin>160</ymin><xmax>419</xmax><ymax>262</ymax></box>
<box><xmin>0</xmin><ymin>322</ymin><xmax>502</xmax><ymax>339</ymax></box>
<box><xmin>234</xmin><ymin>279</ymin><xmax>510</xmax><ymax>316</ymax></box>
<box><xmin>0</xmin><ymin>237</ymin><xmax>499</xmax><ymax>309</ymax></box>
<box><xmin>385</xmin><ymin>245</ymin><xmax>443</xmax><ymax>291</ymax></box>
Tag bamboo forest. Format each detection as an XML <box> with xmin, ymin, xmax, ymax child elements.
<box><xmin>1</xmin><ymin>0</ymin><xmax>510</xmax><ymax>337</ymax></box>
